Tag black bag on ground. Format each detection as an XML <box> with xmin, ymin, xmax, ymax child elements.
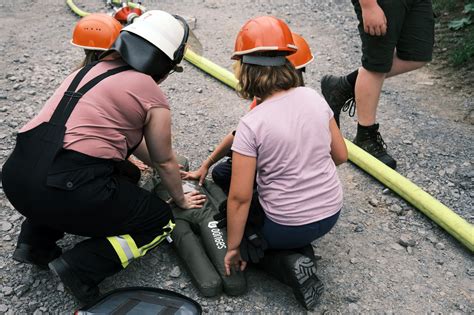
<box><xmin>75</xmin><ymin>287</ymin><xmax>201</xmax><ymax>315</ymax></box>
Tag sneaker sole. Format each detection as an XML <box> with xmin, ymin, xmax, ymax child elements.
<box><xmin>291</xmin><ymin>256</ymin><xmax>324</xmax><ymax>309</ymax></box>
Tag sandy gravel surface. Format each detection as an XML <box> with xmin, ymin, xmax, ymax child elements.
<box><xmin>0</xmin><ymin>0</ymin><xmax>472</xmax><ymax>314</ymax></box>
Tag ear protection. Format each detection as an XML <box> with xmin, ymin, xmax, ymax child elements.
<box><xmin>172</xmin><ymin>15</ymin><xmax>190</xmax><ymax>65</ymax></box>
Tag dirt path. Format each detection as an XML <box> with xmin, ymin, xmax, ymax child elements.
<box><xmin>0</xmin><ymin>1</ymin><xmax>472</xmax><ymax>314</ymax></box>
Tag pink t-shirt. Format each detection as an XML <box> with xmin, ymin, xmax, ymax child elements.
<box><xmin>21</xmin><ymin>60</ymin><xmax>169</xmax><ymax>160</ymax></box>
<box><xmin>232</xmin><ymin>87</ymin><xmax>343</xmax><ymax>226</ymax></box>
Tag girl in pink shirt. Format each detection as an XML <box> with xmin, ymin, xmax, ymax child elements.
<box><xmin>222</xmin><ymin>16</ymin><xmax>348</xmax><ymax>310</ymax></box>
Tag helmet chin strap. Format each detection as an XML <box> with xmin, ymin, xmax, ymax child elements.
<box><xmin>242</xmin><ymin>55</ymin><xmax>287</xmax><ymax>66</ymax></box>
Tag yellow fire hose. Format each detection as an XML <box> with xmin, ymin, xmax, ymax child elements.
<box><xmin>65</xmin><ymin>0</ymin><xmax>473</xmax><ymax>251</ymax></box>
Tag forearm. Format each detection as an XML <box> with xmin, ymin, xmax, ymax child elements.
<box><xmin>203</xmin><ymin>132</ymin><xmax>234</xmax><ymax>168</ymax></box>
<box><xmin>359</xmin><ymin>0</ymin><xmax>378</xmax><ymax>9</ymax></box>
<box><xmin>226</xmin><ymin>197</ymin><xmax>250</xmax><ymax>250</ymax></box>
<box><xmin>155</xmin><ymin>156</ymin><xmax>185</xmax><ymax>206</ymax></box>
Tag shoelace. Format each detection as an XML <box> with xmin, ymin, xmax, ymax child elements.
<box><xmin>367</xmin><ymin>132</ymin><xmax>388</xmax><ymax>155</ymax></box>
<box><xmin>342</xmin><ymin>97</ymin><xmax>356</xmax><ymax>117</ymax></box>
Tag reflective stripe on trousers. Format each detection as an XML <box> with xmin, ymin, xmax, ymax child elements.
<box><xmin>107</xmin><ymin>220</ymin><xmax>176</xmax><ymax>268</ymax></box>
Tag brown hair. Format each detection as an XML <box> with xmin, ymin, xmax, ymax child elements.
<box><xmin>236</xmin><ymin>57</ymin><xmax>301</xmax><ymax>101</ymax></box>
<box><xmin>77</xmin><ymin>50</ymin><xmax>101</xmax><ymax>68</ymax></box>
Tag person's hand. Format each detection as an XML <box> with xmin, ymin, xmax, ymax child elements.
<box><xmin>128</xmin><ymin>155</ymin><xmax>149</xmax><ymax>171</ymax></box>
<box><xmin>180</xmin><ymin>165</ymin><xmax>209</xmax><ymax>186</ymax></box>
<box><xmin>361</xmin><ymin>3</ymin><xmax>387</xmax><ymax>36</ymax></box>
<box><xmin>175</xmin><ymin>190</ymin><xmax>206</xmax><ymax>209</ymax></box>
<box><xmin>224</xmin><ymin>248</ymin><xmax>247</xmax><ymax>276</ymax></box>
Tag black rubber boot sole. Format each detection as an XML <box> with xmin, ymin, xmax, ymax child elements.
<box><xmin>288</xmin><ymin>256</ymin><xmax>324</xmax><ymax>310</ymax></box>
<box><xmin>49</xmin><ymin>257</ymin><xmax>100</xmax><ymax>304</ymax></box>
<box><xmin>12</xmin><ymin>243</ymin><xmax>61</xmax><ymax>269</ymax></box>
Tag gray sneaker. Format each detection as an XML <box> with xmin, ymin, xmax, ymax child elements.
<box><xmin>321</xmin><ymin>75</ymin><xmax>356</xmax><ymax>127</ymax></box>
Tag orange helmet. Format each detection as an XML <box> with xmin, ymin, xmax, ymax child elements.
<box><xmin>232</xmin><ymin>16</ymin><xmax>297</xmax><ymax>62</ymax></box>
<box><xmin>71</xmin><ymin>14</ymin><xmax>122</xmax><ymax>51</ymax></box>
<box><xmin>287</xmin><ymin>33</ymin><xmax>314</xmax><ymax>70</ymax></box>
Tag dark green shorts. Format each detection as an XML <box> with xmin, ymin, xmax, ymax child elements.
<box><xmin>352</xmin><ymin>0</ymin><xmax>435</xmax><ymax>73</ymax></box>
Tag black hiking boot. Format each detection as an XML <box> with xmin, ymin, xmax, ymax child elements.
<box><xmin>49</xmin><ymin>257</ymin><xmax>100</xmax><ymax>304</ymax></box>
<box><xmin>353</xmin><ymin>123</ymin><xmax>397</xmax><ymax>169</ymax></box>
<box><xmin>12</xmin><ymin>243</ymin><xmax>61</xmax><ymax>269</ymax></box>
<box><xmin>259</xmin><ymin>251</ymin><xmax>324</xmax><ymax>310</ymax></box>
<box><xmin>321</xmin><ymin>74</ymin><xmax>356</xmax><ymax>127</ymax></box>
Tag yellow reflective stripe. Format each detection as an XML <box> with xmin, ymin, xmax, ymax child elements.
<box><xmin>107</xmin><ymin>236</ymin><xmax>131</xmax><ymax>268</ymax></box>
<box><xmin>139</xmin><ymin>220</ymin><xmax>175</xmax><ymax>255</ymax></box>
<box><xmin>107</xmin><ymin>220</ymin><xmax>176</xmax><ymax>268</ymax></box>
<box><xmin>122</xmin><ymin>234</ymin><xmax>141</xmax><ymax>258</ymax></box>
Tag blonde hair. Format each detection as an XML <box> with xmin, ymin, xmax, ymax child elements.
<box><xmin>236</xmin><ymin>58</ymin><xmax>301</xmax><ymax>101</ymax></box>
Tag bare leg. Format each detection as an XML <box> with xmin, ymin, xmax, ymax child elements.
<box><xmin>356</xmin><ymin>54</ymin><xmax>428</xmax><ymax>125</ymax></box>
<box><xmin>355</xmin><ymin>67</ymin><xmax>385</xmax><ymax>126</ymax></box>
<box><xmin>386</xmin><ymin>54</ymin><xmax>428</xmax><ymax>78</ymax></box>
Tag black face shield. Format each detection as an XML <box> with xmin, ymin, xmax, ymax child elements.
<box><xmin>110</xmin><ymin>31</ymin><xmax>174</xmax><ymax>80</ymax></box>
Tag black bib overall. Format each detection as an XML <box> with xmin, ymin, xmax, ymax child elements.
<box><xmin>1</xmin><ymin>61</ymin><xmax>174</xmax><ymax>286</ymax></box>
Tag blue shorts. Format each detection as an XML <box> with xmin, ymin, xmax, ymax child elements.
<box><xmin>262</xmin><ymin>210</ymin><xmax>341</xmax><ymax>249</ymax></box>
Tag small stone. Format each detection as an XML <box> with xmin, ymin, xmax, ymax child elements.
<box><xmin>208</xmin><ymin>147</ymin><xmax>214</xmax><ymax>152</ymax></box>
<box><xmin>435</xmin><ymin>242</ymin><xmax>445</xmax><ymax>250</ymax></box>
<box><xmin>32</xmin><ymin>309</ymin><xmax>43</xmax><ymax>315</ymax></box>
<box><xmin>9</xmin><ymin>214</ymin><xmax>22</xmax><ymax>222</ymax></box>
<box><xmin>406</xmin><ymin>246</ymin><xmax>414</xmax><ymax>255</ymax></box>
<box><xmin>14</xmin><ymin>284</ymin><xmax>29</xmax><ymax>297</ymax></box>
<box><xmin>164</xmin><ymin>280</ymin><xmax>173</xmax><ymax>287</ymax></box>
<box><xmin>170</xmin><ymin>266</ymin><xmax>181</xmax><ymax>278</ymax></box>
<box><xmin>350</xmin><ymin>258</ymin><xmax>358</xmax><ymax>264</ymax></box>
<box><xmin>14</xmin><ymin>95</ymin><xmax>25</xmax><ymax>102</ymax></box>
<box><xmin>389</xmin><ymin>204</ymin><xmax>403</xmax><ymax>215</ymax></box>
<box><xmin>382</xmin><ymin>188</ymin><xmax>391</xmax><ymax>195</ymax></box>
<box><xmin>446</xmin><ymin>271</ymin><xmax>454</xmax><ymax>278</ymax></box>
<box><xmin>345</xmin><ymin>291</ymin><xmax>360</xmax><ymax>303</ymax></box>
<box><xmin>225</xmin><ymin>306</ymin><xmax>233</xmax><ymax>312</ymax></box>
<box><xmin>399</xmin><ymin>234</ymin><xmax>416</xmax><ymax>247</ymax></box>
<box><xmin>0</xmin><ymin>106</ymin><xmax>7</xmax><ymax>112</ymax></box>
<box><xmin>3</xmin><ymin>286</ymin><xmax>13</xmax><ymax>296</ymax></box>
<box><xmin>0</xmin><ymin>221</ymin><xmax>12</xmax><ymax>232</ymax></box>
<box><xmin>348</xmin><ymin>303</ymin><xmax>358</xmax><ymax>312</ymax></box>
<box><xmin>179</xmin><ymin>283</ymin><xmax>187</xmax><ymax>289</ymax></box>
<box><xmin>418</xmin><ymin>81</ymin><xmax>434</xmax><ymax>86</ymax></box>
<box><xmin>466</xmin><ymin>268</ymin><xmax>474</xmax><ymax>276</ymax></box>
<box><xmin>196</xmin><ymin>88</ymin><xmax>203</xmax><ymax>93</ymax></box>
<box><xmin>0</xmin><ymin>304</ymin><xmax>8</xmax><ymax>312</ymax></box>
<box><xmin>390</xmin><ymin>243</ymin><xmax>405</xmax><ymax>251</ymax></box>
<box><xmin>3</xmin><ymin>235</ymin><xmax>12</xmax><ymax>241</ymax></box>
<box><xmin>57</xmin><ymin>283</ymin><xmax>64</xmax><ymax>292</ymax></box>
<box><xmin>354</xmin><ymin>224</ymin><xmax>364</xmax><ymax>233</ymax></box>
<box><xmin>0</xmin><ymin>95</ymin><xmax>7</xmax><ymax>100</ymax></box>
<box><xmin>368</xmin><ymin>198</ymin><xmax>379</xmax><ymax>207</ymax></box>
<box><xmin>201</xmin><ymin>301</ymin><xmax>208</xmax><ymax>306</ymax></box>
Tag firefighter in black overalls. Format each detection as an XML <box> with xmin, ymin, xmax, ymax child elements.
<box><xmin>1</xmin><ymin>10</ymin><xmax>205</xmax><ymax>304</ymax></box>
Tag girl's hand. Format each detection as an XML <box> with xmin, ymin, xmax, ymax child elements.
<box><xmin>180</xmin><ymin>165</ymin><xmax>209</xmax><ymax>186</ymax></box>
<box><xmin>224</xmin><ymin>248</ymin><xmax>247</xmax><ymax>276</ymax></box>
<box><xmin>175</xmin><ymin>190</ymin><xmax>206</xmax><ymax>209</ymax></box>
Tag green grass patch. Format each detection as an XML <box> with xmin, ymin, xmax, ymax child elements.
<box><xmin>433</xmin><ymin>0</ymin><xmax>474</xmax><ymax>67</ymax></box>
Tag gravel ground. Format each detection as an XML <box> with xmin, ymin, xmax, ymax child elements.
<box><xmin>0</xmin><ymin>0</ymin><xmax>473</xmax><ymax>314</ymax></box>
